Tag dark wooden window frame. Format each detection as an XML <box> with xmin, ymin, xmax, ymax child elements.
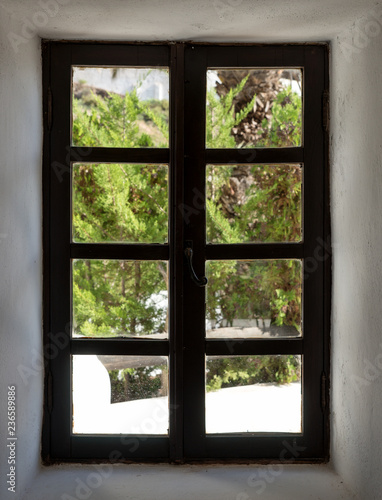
<box><xmin>42</xmin><ymin>41</ymin><xmax>330</xmax><ymax>463</ymax></box>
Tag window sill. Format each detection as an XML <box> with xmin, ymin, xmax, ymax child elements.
<box><xmin>22</xmin><ymin>463</ymin><xmax>357</xmax><ymax>499</ymax></box>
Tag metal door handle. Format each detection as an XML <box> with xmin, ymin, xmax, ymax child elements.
<box><xmin>184</xmin><ymin>246</ymin><xmax>208</xmax><ymax>287</ymax></box>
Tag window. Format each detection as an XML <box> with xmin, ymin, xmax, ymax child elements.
<box><xmin>42</xmin><ymin>42</ymin><xmax>329</xmax><ymax>462</ymax></box>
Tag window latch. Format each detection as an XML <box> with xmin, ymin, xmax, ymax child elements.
<box><xmin>184</xmin><ymin>243</ymin><xmax>208</xmax><ymax>287</ymax></box>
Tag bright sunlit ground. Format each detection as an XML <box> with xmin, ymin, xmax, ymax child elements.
<box><xmin>72</xmin><ymin>356</ymin><xmax>301</xmax><ymax>435</ymax></box>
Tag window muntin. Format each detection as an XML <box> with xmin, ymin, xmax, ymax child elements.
<box><xmin>43</xmin><ymin>42</ymin><xmax>329</xmax><ymax>462</ymax></box>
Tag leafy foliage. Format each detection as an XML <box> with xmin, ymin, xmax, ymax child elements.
<box><xmin>206</xmin><ymin>259</ymin><xmax>302</xmax><ymax>331</ymax></box>
<box><xmin>73</xmin><ymin>163</ymin><xmax>168</xmax><ymax>244</ymax></box>
<box><xmin>259</xmin><ymin>87</ymin><xmax>302</xmax><ymax>147</ymax></box>
<box><xmin>206</xmin><ymin>356</ymin><xmax>301</xmax><ymax>392</ymax></box>
<box><xmin>206</xmin><ymin>75</ymin><xmax>255</xmax><ymax>149</ymax></box>
<box><xmin>72</xmin><ymin>72</ymin><xmax>303</xmax><ymax>395</ymax></box>
<box><xmin>72</xmin><ymin>83</ymin><xmax>169</xmax><ymax>338</ymax></box>
<box><xmin>73</xmin><ymin>260</ymin><xmax>167</xmax><ymax>337</ymax></box>
<box><xmin>73</xmin><ymin>88</ymin><xmax>168</xmax><ymax>148</ymax></box>
<box><xmin>205</xmin><ymin>79</ymin><xmax>303</xmax><ymax>335</ymax></box>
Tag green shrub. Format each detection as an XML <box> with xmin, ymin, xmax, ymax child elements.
<box><xmin>206</xmin><ymin>355</ymin><xmax>301</xmax><ymax>392</ymax></box>
<box><xmin>108</xmin><ymin>366</ymin><xmax>165</xmax><ymax>403</ymax></box>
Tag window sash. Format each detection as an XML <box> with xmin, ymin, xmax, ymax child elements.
<box><xmin>43</xmin><ymin>42</ymin><xmax>329</xmax><ymax>462</ymax></box>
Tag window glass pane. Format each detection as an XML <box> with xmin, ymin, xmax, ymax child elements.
<box><xmin>206</xmin><ymin>164</ymin><xmax>302</xmax><ymax>243</ymax></box>
<box><xmin>72</xmin><ymin>260</ymin><xmax>168</xmax><ymax>338</ymax></box>
<box><xmin>206</xmin><ymin>260</ymin><xmax>302</xmax><ymax>338</ymax></box>
<box><xmin>206</xmin><ymin>355</ymin><xmax>302</xmax><ymax>434</ymax></box>
<box><xmin>72</xmin><ymin>67</ymin><xmax>169</xmax><ymax>148</ymax></box>
<box><xmin>206</xmin><ymin>69</ymin><xmax>302</xmax><ymax>148</ymax></box>
<box><xmin>72</xmin><ymin>163</ymin><xmax>168</xmax><ymax>244</ymax></box>
<box><xmin>72</xmin><ymin>355</ymin><xmax>168</xmax><ymax>434</ymax></box>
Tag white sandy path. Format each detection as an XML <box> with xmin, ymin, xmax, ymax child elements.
<box><xmin>72</xmin><ymin>356</ymin><xmax>301</xmax><ymax>434</ymax></box>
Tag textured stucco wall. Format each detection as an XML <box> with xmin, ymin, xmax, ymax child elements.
<box><xmin>0</xmin><ymin>13</ymin><xmax>42</xmax><ymax>499</ymax></box>
<box><xmin>0</xmin><ymin>0</ymin><xmax>381</xmax><ymax>498</ymax></box>
<box><xmin>330</xmin><ymin>16</ymin><xmax>382</xmax><ymax>500</ymax></box>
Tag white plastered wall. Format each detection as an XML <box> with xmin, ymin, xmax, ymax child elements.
<box><xmin>330</xmin><ymin>17</ymin><xmax>382</xmax><ymax>499</ymax></box>
<box><xmin>0</xmin><ymin>0</ymin><xmax>381</xmax><ymax>498</ymax></box>
<box><xmin>0</xmin><ymin>11</ymin><xmax>43</xmax><ymax>499</ymax></box>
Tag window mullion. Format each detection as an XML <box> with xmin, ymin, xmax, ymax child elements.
<box><xmin>168</xmin><ymin>42</ymin><xmax>186</xmax><ymax>461</ymax></box>
<box><xmin>182</xmin><ymin>44</ymin><xmax>209</xmax><ymax>458</ymax></box>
